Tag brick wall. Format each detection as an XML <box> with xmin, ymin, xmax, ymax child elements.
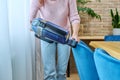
<box><xmin>78</xmin><ymin>0</ymin><xmax>120</xmax><ymax>36</ymax></box>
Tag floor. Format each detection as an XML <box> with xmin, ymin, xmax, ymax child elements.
<box><xmin>67</xmin><ymin>72</ymin><xmax>79</xmax><ymax>80</ymax></box>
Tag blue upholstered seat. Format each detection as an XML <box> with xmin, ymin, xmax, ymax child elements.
<box><xmin>94</xmin><ymin>48</ymin><xmax>120</xmax><ymax>80</ymax></box>
<box><xmin>104</xmin><ymin>35</ymin><xmax>120</xmax><ymax>41</ymax></box>
<box><xmin>72</xmin><ymin>41</ymin><xmax>99</xmax><ymax>80</ymax></box>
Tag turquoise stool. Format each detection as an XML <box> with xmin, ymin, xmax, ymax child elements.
<box><xmin>72</xmin><ymin>41</ymin><xmax>99</xmax><ymax>80</ymax></box>
<box><xmin>94</xmin><ymin>48</ymin><xmax>120</xmax><ymax>80</ymax></box>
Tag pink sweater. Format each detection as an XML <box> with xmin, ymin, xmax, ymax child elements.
<box><xmin>30</xmin><ymin>0</ymin><xmax>80</xmax><ymax>30</ymax></box>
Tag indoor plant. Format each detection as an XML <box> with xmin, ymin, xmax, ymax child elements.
<box><xmin>110</xmin><ymin>8</ymin><xmax>120</xmax><ymax>35</ymax></box>
<box><xmin>77</xmin><ymin>0</ymin><xmax>101</xmax><ymax>35</ymax></box>
<box><xmin>77</xmin><ymin>0</ymin><xmax>101</xmax><ymax>20</ymax></box>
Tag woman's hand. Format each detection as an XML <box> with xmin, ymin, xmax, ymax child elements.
<box><xmin>71</xmin><ymin>23</ymin><xmax>80</xmax><ymax>42</ymax></box>
<box><xmin>71</xmin><ymin>34</ymin><xmax>80</xmax><ymax>42</ymax></box>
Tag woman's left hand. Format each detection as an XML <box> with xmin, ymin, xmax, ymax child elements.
<box><xmin>71</xmin><ymin>34</ymin><xmax>80</xmax><ymax>42</ymax></box>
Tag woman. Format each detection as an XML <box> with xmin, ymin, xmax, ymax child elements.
<box><xmin>30</xmin><ymin>0</ymin><xmax>80</xmax><ymax>80</ymax></box>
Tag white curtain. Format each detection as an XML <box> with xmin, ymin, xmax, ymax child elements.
<box><xmin>0</xmin><ymin>0</ymin><xmax>12</xmax><ymax>80</ymax></box>
<box><xmin>0</xmin><ymin>0</ymin><xmax>36</xmax><ymax>80</ymax></box>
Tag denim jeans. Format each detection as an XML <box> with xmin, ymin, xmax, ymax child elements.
<box><xmin>41</xmin><ymin>40</ymin><xmax>70</xmax><ymax>80</ymax></box>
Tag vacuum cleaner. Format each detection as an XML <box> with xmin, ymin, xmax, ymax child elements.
<box><xmin>31</xmin><ymin>18</ymin><xmax>77</xmax><ymax>48</ymax></box>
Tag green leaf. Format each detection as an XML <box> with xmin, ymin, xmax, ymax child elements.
<box><xmin>77</xmin><ymin>0</ymin><xmax>101</xmax><ymax>20</ymax></box>
<box><xmin>110</xmin><ymin>8</ymin><xmax>120</xmax><ymax>28</ymax></box>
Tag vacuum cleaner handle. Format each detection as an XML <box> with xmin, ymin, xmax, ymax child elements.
<box><xmin>67</xmin><ymin>39</ymin><xmax>78</xmax><ymax>48</ymax></box>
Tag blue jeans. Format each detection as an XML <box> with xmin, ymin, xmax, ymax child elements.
<box><xmin>41</xmin><ymin>40</ymin><xmax>70</xmax><ymax>80</ymax></box>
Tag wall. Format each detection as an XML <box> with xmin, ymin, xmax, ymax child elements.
<box><xmin>78</xmin><ymin>0</ymin><xmax>120</xmax><ymax>36</ymax></box>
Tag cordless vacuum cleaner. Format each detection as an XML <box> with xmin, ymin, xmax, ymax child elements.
<box><xmin>31</xmin><ymin>18</ymin><xmax>77</xmax><ymax>48</ymax></box>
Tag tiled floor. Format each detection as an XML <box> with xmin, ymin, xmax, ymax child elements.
<box><xmin>67</xmin><ymin>72</ymin><xmax>79</xmax><ymax>80</ymax></box>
